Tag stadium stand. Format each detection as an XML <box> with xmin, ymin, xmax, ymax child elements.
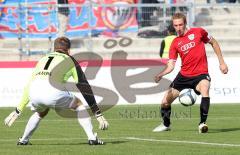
<box><xmin>0</xmin><ymin>1</ymin><xmax>239</xmax><ymax>60</ymax></box>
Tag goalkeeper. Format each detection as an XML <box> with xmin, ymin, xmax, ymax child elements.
<box><xmin>4</xmin><ymin>37</ymin><xmax>109</xmax><ymax>145</ymax></box>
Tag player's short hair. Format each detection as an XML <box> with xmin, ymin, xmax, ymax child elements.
<box><xmin>172</xmin><ymin>12</ymin><xmax>187</xmax><ymax>24</ymax></box>
<box><xmin>54</xmin><ymin>37</ymin><xmax>71</xmax><ymax>53</ymax></box>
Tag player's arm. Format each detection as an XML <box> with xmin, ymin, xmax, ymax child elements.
<box><xmin>155</xmin><ymin>39</ymin><xmax>177</xmax><ymax>83</ymax></box>
<box><xmin>4</xmin><ymin>61</ymin><xmax>39</xmax><ymax>127</ymax></box>
<box><xmin>70</xmin><ymin>57</ymin><xmax>109</xmax><ymax>130</ymax></box>
<box><xmin>4</xmin><ymin>77</ymin><xmax>32</xmax><ymax>127</ymax></box>
<box><xmin>155</xmin><ymin>59</ymin><xmax>175</xmax><ymax>83</ymax></box>
<box><xmin>209</xmin><ymin>37</ymin><xmax>228</xmax><ymax>74</ymax></box>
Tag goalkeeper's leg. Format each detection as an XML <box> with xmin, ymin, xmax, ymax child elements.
<box><xmin>75</xmin><ymin>105</ymin><xmax>96</xmax><ymax>140</ymax></box>
<box><xmin>18</xmin><ymin>109</ymin><xmax>49</xmax><ymax>145</ymax></box>
<box><xmin>71</xmin><ymin>98</ymin><xmax>104</xmax><ymax>145</ymax></box>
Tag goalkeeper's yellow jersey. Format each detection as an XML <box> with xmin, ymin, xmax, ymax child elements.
<box><xmin>17</xmin><ymin>52</ymin><xmax>83</xmax><ymax>111</ymax></box>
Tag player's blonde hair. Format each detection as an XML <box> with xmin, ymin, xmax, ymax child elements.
<box><xmin>172</xmin><ymin>12</ymin><xmax>187</xmax><ymax>24</ymax></box>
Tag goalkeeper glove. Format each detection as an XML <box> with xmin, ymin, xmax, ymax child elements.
<box><xmin>4</xmin><ymin>108</ymin><xmax>21</xmax><ymax>127</ymax></box>
<box><xmin>96</xmin><ymin>114</ymin><xmax>109</xmax><ymax>130</ymax></box>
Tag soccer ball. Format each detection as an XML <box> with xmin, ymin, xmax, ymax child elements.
<box><xmin>178</xmin><ymin>89</ymin><xmax>197</xmax><ymax>106</ymax></box>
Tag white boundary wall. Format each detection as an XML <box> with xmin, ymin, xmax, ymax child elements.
<box><xmin>0</xmin><ymin>57</ymin><xmax>239</xmax><ymax>107</ymax></box>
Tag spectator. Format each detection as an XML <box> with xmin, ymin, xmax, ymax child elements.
<box><xmin>159</xmin><ymin>25</ymin><xmax>176</xmax><ymax>58</ymax></box>
<box><xmin>57</xmin><ymin>0</ymin><xmax>69</xmax><ymax>37</ymax></box>
<box><xmin>141</xmin><ymin>0</ymin><xmax>159</xmax><ymax>26</ymax></box>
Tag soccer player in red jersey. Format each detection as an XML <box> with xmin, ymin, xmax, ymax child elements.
<box><xmin>153</xmin><ymin>12</ymin><xmax>228</xmax><ymax>133</ymax></box>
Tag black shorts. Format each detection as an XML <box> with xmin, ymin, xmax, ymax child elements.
<box><xmin>170</xmin><ymin>73</ymin><xmax>211</xmax><ymax>95</ymax></box>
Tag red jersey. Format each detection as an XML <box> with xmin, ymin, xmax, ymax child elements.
<box><xmin>169</xmin><ymin>27</ymin><xmax>212</xmax><ymax>77</ymax></box>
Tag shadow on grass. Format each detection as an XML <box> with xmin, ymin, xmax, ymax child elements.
<box><xmin>183</xmin><ymin>127</ymin><xmax>240</xmax><ymax>133</ymax></box>
<box><xmin>208</xmin><ymin>128</ymin><xmax>240</xmax><ymax>133</ymax></box>
<box><xmin>35</xmin><ymin>140</ymin><xmax>129</xmax><ymax>146</ymax></box>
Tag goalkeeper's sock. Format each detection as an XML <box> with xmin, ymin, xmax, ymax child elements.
<box><xmin>19</xmin><ymin>112</ymin><xmax>41</xmax><ymax>143</ymax></box>
<box><xmin>200</xmin><ymin>97</ymin><xmax>210</xmax><ymax>124</ymax></box>
<box><xmin>161</xmin><ymin>106</ymin><xmax>171</xmax><ymax>127</ymax></box>
<box><xmin>76</xmin><ymin>105</ymin><xmax>96</xmax><ymax>140</ymax></box>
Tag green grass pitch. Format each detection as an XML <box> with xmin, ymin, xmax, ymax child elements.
<box><xmin>1</xmin><ymin>104</ymin><xmax>240</xmax><ymax>155</ymax></box>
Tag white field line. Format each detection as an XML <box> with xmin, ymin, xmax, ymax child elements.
<box><xmin>1</xmin><ymin>137</ymin><xmax>240</xmax><ymax>147</ymax></box>
<box><xmin>126</xmin><ymin>137</ymin><xmax>240</xmax><ymax>147</ymax></box>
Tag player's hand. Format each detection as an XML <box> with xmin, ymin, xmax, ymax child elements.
<box><xmin>220</xmin><ymin>63</ymin><xmax>228</xmax><ymax>74</ymax></box>
<box><xmin>154</xmin><ymin>75</ymin><xmax>162</xmax><ymax>83</ymax></box>
<box><xmin>96</xmin><ymin>114</ymin><xmax>109</xmax><ymax>130</ymax></box>
<box><xmin>4</xmin><ymin>108</ymin><xmax>21</xmax><ymax>127</ymax></box>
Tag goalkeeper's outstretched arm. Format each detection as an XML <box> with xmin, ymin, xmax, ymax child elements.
<box><xmin>4</xmin><ymin>82</ymin><xmax>30</xmax><ymax>127</ymax></box>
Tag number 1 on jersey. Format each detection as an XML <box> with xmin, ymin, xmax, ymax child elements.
<box><xmin>44</xmin><ymin>56</ymin><xmax>54</xmax><ymax>70</ymax></box>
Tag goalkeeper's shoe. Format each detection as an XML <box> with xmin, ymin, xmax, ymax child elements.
<box><xmin>17</xmin><ymin>138</ymin><xmax>32</xmax><ymax>145</ymax></box>
<box><xmin>198</xmin><ymin>123</ymin><xmax>208</xmax><ymax>133</ymax></box>
<box><xmin>152</xmin><ymin>123</ymin><xmax>171</xmax><ymax>132</ymax></box>
<box><xmin>88</xmin><ymin>138</ymin><xmax>104</xmax><ymax>145</ymax></box>
<box><xmin>88</xmin><ymin>133</ymin><xmax>104</xmax><ymax>145</ymax></box>
<box><xmin>17</xmin><ymin>141</ymin><xmax>32</xmax><ymax>145</ymax></box>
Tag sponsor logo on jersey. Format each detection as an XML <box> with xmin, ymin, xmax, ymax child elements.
<box><xmin>180</xmin><ymin>42</ymin><xmax>196</xmax><ymax>52</ymax></box>
<box><xmin>36</xmin><ymin>71</ymin><xmax>51</xmax><ymax>76</ymax></box>
<box><xmin>188</xmin><ymin>34</ymin><xmax>194</xmax><ymax>40</ymax></box>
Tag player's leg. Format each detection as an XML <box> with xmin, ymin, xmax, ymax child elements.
<box><xmin>18</xmin><ymin>107</ymin><xmax>49</xmax><ymax>145</ymax></box>
<box><xmin>153</xmin><ymin>73</ymin><xmax>186</xmax><ymax>132</ymax></box>
<box><xmin>195</xmin><ymin>78</ymin><xmax>210</xmax><ymax>133</ymax></box>
<box><xmin>161</xmin><ymin>88</ymin><xmax>180</xmax><ymax>126</ymax></box>
<box><xmin>153</xmin><ymin>88</ymin><xmax>179</xmax><ymax>132</ymax></box>
<box><xmin>69</xmin><ymin>97</ymin><xmax>104</xmax><ymax>145</ymax></box>
<box><xmin>18</xmin><ymin>79</ymin><xmax>54</xmax><ymax>145</ymax></box>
